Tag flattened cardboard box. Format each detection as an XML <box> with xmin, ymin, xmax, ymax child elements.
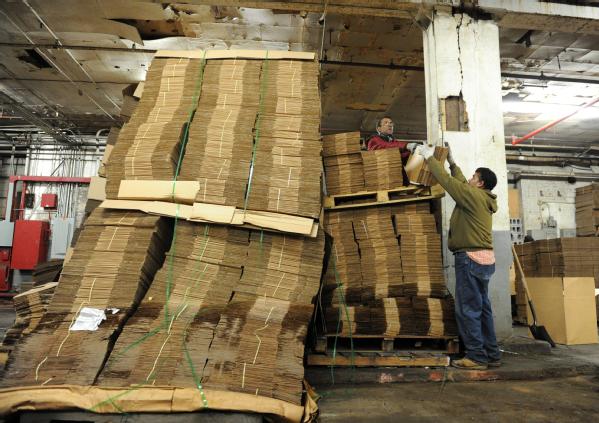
<box><xmin>526</xmin><ymin>277</ymin><xmax>598</xmax><ymax>345</ymax></box>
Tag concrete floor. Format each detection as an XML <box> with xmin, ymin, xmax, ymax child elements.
<box><xmin>317</xmin><ymin>375</ymin><xmax>599</xmax><ymax>422</ymax></box>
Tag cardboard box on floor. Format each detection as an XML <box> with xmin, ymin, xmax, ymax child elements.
<box><xmin>526</xmin><ymin>277</ymin><xmax>598</xmax><ymax>345</ymax></box>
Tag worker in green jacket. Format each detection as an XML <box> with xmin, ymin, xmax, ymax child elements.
<box><xmin>416</xmin><ymin>143</ymin><xmax>501</xmax><ymax>370</ymax></box>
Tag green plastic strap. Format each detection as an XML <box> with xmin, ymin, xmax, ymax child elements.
<box><xmin>243</xmin><ymin>51</ymin><xmax>270</xmax><ymax>212</ymax></box>
<box><xmin>171</xmin><ymin>51</ymin><xmax>207</xmax><ymax>198</ymax></box>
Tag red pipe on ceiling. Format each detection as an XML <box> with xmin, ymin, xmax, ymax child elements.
<box><xmin>511</xmin><ymin>96</ymin><xmax>599</xmax><ymax>146</ymax></box>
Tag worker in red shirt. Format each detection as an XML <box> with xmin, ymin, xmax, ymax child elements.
<box><xmin>366</xmin><ymin>116</ymin><xmax>419</xmax><ymax>185</ymax></box>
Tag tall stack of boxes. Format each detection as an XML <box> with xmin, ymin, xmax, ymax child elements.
<box><xmin>2</xmin><ymin>51</ymin><xmax>326</xmax><ymax>411</ymax></box>
<box><xmin>321</xmin><ymin>133</ymin><xmax>456</xmax><ymax>340</ymax></box>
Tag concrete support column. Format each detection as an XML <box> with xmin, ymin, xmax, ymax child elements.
<box><xmin>422</xmin><ymin>9</ymin><xmax>512</xmax><ymax>339</ymax></box>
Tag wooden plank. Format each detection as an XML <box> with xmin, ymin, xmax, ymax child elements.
<box><xmin>314</xmin><ymin>337</ymin><xmax>327</xmax><ymax>353</ymax></box>
<box><xmin>324</xmin><ymin>334</ymin><xmax>457</xmax><ymax>340</ymax></box>
<box><xmin>306</xmin><ymin>354</ymin><xmax>450</xmax><ymax>367</ymax></box>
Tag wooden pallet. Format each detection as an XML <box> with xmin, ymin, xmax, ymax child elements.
<box><xmin>323</xmin><ymin>185</ymin><xmax>444</xmax><ymax>210</ymax></box>
<box><xmin>314</xmin><ymin>334</ymin><xmax>459</xmax><ymax>354</ymax></box>
<box><xmin>307</xmin><ymin>351</ymin><xmax>450</xmax><ymax>367</ymax></box>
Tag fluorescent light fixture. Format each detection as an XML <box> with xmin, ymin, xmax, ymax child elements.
<box><xmin>502</xmin><ymin>100</ymin><xmax>599</xmax><ymax>121</ymax></box>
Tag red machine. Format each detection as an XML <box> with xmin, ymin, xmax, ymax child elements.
<box><xmin>10</xmin><ymin>220</ymin><xmax>50</xmax><ymax>270</ymax></box>
<box><xmin>0</xmin><ymin>175</ymin><xmax>91</xmax><ymax>293</ymax></box>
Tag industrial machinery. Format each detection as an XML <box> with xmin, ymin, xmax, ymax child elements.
<box><xmin>0</xmin><ymin>175</ymin><xmax>90</xmax><ymax>293</ymax></box>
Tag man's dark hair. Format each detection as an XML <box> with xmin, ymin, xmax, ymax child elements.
<box><xmin>476</xmin><ymin>167</ymin><xmax>497</xmax><ymax>191</ymax></box>
<box><xmin>376</xmin><ymin>116</ymin><xmax>393</xmax><ymax>128</ymax></box>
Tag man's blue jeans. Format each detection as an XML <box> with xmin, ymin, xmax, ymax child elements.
<box><xmin>454</xmin><ymin>252</ymin><xmax>501</xmax><ymax>364</ymax></box>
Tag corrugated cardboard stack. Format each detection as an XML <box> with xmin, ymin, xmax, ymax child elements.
<box><xmin>575</xmin><ymin>182</ymin><xmax>599</xmax><ymax>237</ymax></box>
<box><xmin>1</xmin><ymin>209</ymin><xmax>171</xmax><ymax>387</ymax></box>
<box><xmin>1</xmin><ymin>283</ymin><xmax>57</xmax><ymax>360</ymax></box>
<box><xmin>236</xmin><ymin>230</ymin><xmax>325</xmax><ymax>303</ymax></box>
<box><xmin>321</xmin><ymin>202</ymin><xmax>457</xmax><ymax>338</ymax></box>
<box><xmin>321</xmin><ymin>210</ymin><xmax>363</xmax><ymax>305</ymax></box>
<box><xmin>323</xmin><ymin>132</ymin><xmax>365</xmax><ymax>195</ymax></box>
<box><xmin>105</xmin><ymin>58</ymin><xmax>202</xmax><ymax>198</ymax></box>
<box><xmin>361</xmin><ymin>149</ymin><xmax>404</xmax><ymax>191</ymax></box>
<box><xmin>395</xmin><ymin>214</ymin><xmax>446</xmax><ymax>297</ymax></box>
<box><xmin>513</xmin><ymin>238</ymin><xmax>599</xmax><ymax>344</ymax></box>
<box><xmin>247</xmin><ymin>60</ymin><xmax>322</xmax><ymax>218</ymax></box>
<box><xmin>324</xmin><ymin>294</ymin><xmax>456</xmax><ymax>337</ymax></box>
<box><xmin>179</xmin><ymin>60</ymin><xmax>261</xmax><ymax>207</ymax></box>
<box><xmin>98</xmin><ymin>223</ymin><xmax>324</xmax><ymax>405</ymax></box>
<box><xmin>97</xmin><ymin>222</ymin><xmax>249</xmax><ymax>387</ymax></box>
<box><xmin>203</xmin><ymin>297</ymin><xmax>313</xmax><ymax>404</ymax></box>
<box><xmin>513</xmin><ymin>238</ymin><xmax>599</xmax><ymax>323</ymax></box>
<box><xmin>354</xmin><ymin>210</ymin><xmax>404</xmax><ymax>302</ymax></box>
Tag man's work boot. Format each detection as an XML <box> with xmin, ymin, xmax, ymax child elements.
<box><xmin>451</xmin><ymin>358</ymin><xmax>488</xmax><ymax>370</ymax></box>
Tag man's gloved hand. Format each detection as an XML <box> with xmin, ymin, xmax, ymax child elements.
<box><xmin>446</xmin><ymin>145</ymin><xmax>456</xmax><ymax>166</ymax></box>
<box><xmin>406</xmin><ymin>142</ymin><xmax>419</xmax><ymax>153</ymax></box>
<box><xmin>416</xmin><ymin>144</ymin><xmax>435</xmax><ymax>160</ymax></box>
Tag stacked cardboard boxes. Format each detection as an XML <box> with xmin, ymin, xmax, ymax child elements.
<box><xmin>98</xmin><ymin>222</ymin><xmax>324</xmax><ymax>405</ymax></box>
<box><xmin>575</xmin><ymin>183</ymin><xmax>599</xmax><ymax>237</ymax></box>
<box><xmin>361</xmin><ymin>149</ymin><xmax>404</xmax><ymax>190</ymax></box>
<box><xmin>513</xmin><ymin>238</ymin><xmax>599</xmax><ymax>344</ymax></box>
<box><xmin>321</xmin><ymin>202</ymin><xmax>457</xmax><ymax>338</ymax></box>
<box><xmin>1</xmin><ymin>210</ymin><xmax>171</xmax><ymax>387</ymax></box>
<box><xmin>322</xmin><ymin>132</ymin><xmax>365</xmax><ymax>195</ymax></box>
<box><xmin>105</xmin><ymin>58</ymin><xmax>201</xmax><ymax>198</ymax></box>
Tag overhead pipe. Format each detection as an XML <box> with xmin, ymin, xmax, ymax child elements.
<box><xmin>511</xmin><ymin>96</ymin><xmax>599</xmax><ymax>145</ymax></box>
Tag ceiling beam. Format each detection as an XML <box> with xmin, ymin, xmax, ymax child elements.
<box><xmin>0</xmin><ymin>91</ymin><xmax>75</xmax><ymax>144</ymax></box>
<box><xmin>166</xmin><ymin>0</ymin><xmax>419</xmax><ymax>18</ymax></box>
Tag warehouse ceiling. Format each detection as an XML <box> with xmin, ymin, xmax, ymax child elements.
<box><xmin>0</xmin><ymin>1</ymin><xmax>599</xmax><ymax>150</ymax></box>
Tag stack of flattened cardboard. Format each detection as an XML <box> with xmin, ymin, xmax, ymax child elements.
<box><xmin>354</xmin><ymin>211</ymin><xmax>403</xmax><ymax>302</ymax></box>
<box><xmin>1</xmin><ymin>283</ymin><xmax>57</xmax><ymax>360</ymax></box>
<box><xmin>105</xmin><ymin>58</ymin><xmax>202</xmax><ymax>198</ymax></box>
<box><xmin>513</xmin><ymin>238</ymin><xmax>599</xmax><ymax>344</ymax></box>
<box><xmin>0</xmin><ymin>209</ymin><xmax>171</xmax><ymax>387</ymax></box>
<box><xmin>395</xmin><ymin>214</ymin><xmax>446</xmax><ymax>297</ymax></box>
<box><xmin>97</xmin><ymin>222</ymin><xmax>248</xmax><ymax>387</ymax></box>
<box><xmin>248</xmin><ymin>60</ymin><xmax>322</xmax><ymax>218</ymax></box>
<box><xmin>203</xmin><ymin>297</ymin><xmax>313</xmax><ymax>405</ymax></box>
<box><xmin>236</xmin><ymin>230</ymin><xmax>325</xmax><ymax>303</ymax></box>
<box><xmin>322</xmin><ymin>210</ymin><xmax>362</xmax><ymax>305</ymax></box>
<box><xmin>325</xmin><ymin>296</ymin><xmax>456</xmax><ymax>337</ymax></box>
<box><xmin>323</xmin><ymin>132</ymin><xmax>365</xmax><ymax>195</ymax></box>
<box><xmin>361</xmin><ymin>149</ymin><xmax>404</xmax><ymax>191</ymax></box>
<box><xmin>179</xmin><ymin>60</ymin><xmax>261</xmax><ymax>207</ymax></box>
<box><xmin>575</xmin><ymin>183</ymin><xmax>599</xmax><ymax>237</ymax></box>
<box><xmin>534</xmin><ymin>238</ymin><xmax>599</xmax><ymax>277</ymax></box>
<box><xmin>98</xmin><ymin>222</ymin><xmax>324</xmax><ymax>405</ymax></box>
<box><xmin>406</xmin><ymin>146</ymin><xmax>449</xmax><ymax>186</ymax></box>
<box><xmin>320</xmin><ymin>201</ymin><xmax>457</xmax><ymax>338</ymax></box>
